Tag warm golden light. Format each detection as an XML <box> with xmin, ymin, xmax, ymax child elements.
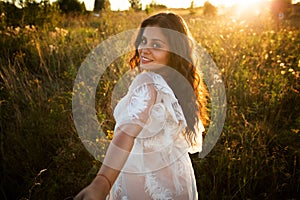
<box><xmin>81</xmin><ymin>0</ymin><xmax>272</xmax><ymax>12</ymax></box>
<box><xmin>232</xmin><ymin>0</ymin><xmax>267</xmax><ymax>17</ymax></box>
<box><xmin>209</xmin><ymin>0</ymin><xmax>264</xmax><ymax>7</ymax></box>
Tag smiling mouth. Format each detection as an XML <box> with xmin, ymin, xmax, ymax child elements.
<box><xmin>141</xmin><ymin>56</ymin><xmax>153</xmax><ymax>64</ymax></box>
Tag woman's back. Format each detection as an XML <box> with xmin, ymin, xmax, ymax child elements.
<box><xmin>110</xmin><ymin>72</ymin><xmax>201</xmax><ymax>200</ymax></box>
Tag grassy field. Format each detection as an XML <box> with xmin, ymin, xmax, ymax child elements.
<box><xmin>0</xmin><ymin>9</ymin><xmax>300</xmax><ymax>199</ymax></box>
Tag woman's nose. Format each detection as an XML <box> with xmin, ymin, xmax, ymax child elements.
<box><xmin>139</xmin><ymin>45</ymin><xmax>151</xmax><ymax>54</ymax></box>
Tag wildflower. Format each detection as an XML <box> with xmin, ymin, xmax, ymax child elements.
<box><xmin>55</xmin><ymin>27</ymin><xmax>68</xmax><ymax>37</ymax></box>
<box><xmin>25</xmin><ymin>25</ymin><xmax>36</xmax><ymax>32</ymax></box>
<box><xmin>213</xmin><ymin>74</ymin><xmax>223</xmax><ymax>84</ymax></box>
<box><xmin>49</xmin><ymin>44</ymin><xmax>57</xmax><ymax>53</ymax></box>
<box><xmin>14</xmin><ymin>26</ymin><xmax>20</xmax><ymax>34</ymax></box>
<box><xmin>34</xmin><ymin>79</ymin><xmax>40</xmax><ymax>85</ymax></box>
<box><xmin>265</xmin><ymin>54</ymin><xmax>268</xmax><ymax>59</ymax></box>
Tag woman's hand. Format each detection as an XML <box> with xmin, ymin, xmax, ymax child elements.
<box><xmin>74</xmin><ymin>175</ymin><xmax>110</xmax><ymax>200</ymax></box>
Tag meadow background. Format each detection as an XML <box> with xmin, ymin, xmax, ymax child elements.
<box><xmin>0</xmin><ymin>0</ymin><xmax>300</xmax><ymax>199</ymax></box>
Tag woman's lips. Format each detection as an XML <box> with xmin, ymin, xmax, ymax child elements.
<box><xmin>141</xmin><ymin>56</ymin><xmax>153</xmax><ymax>64</ymax></box>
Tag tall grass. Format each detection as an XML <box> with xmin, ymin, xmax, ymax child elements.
<box><xmin>0</xmin><ymin>10</ymin><xmax>299</xmax><ymax>199</ymax></box>
<box><xmin>189</xmin><ymin>14</ymin><xmax>300</xmax><ymax>199</ymax></box>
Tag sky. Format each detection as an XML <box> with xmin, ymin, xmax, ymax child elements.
<box><xmin>83</xmin><ymin>0</ymin><xmax>258</xmax><ymax>11</ymax></box>
<box><xmin>82</xmin><ymin>0</ymin><xmax>300</xmax><ymax>11</ymax></box>
<box><xmin>11</xmin><ymin>0</ymin><xmax>300</xmax><ymax>10</ymax></box>
<box><xmin>83</xmin><ymin>0</ymin><xmax>201</xmax><ymax>11</ymax></box>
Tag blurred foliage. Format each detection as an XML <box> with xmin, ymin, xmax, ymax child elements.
<box><xmin>94</xmin><ymin>0</ymin><xmax>111</xmax><ymax>13</ymax></box>
<box><xmin>0</xmin><ymin>0</ymin><xmax>60</xmax><ymax>29</ymax></box>
<box><xmin>270</xmin><ymin>0</ymin><xmax>292</xmax><ymax>17</ymax></box>
<box><xmin>0</xmin><ymin>3</ymin><xmax>299</xmax><ymax>200</ymax></box>
<box><xmin>128</xmin><ymin>0</ymin><xmax>142</xmax><ymax>11</ymax></box>
<box><xmin>203</xmin><ymin>1</ymin><xmax>218</xmax><ymax>17</ymax></box>
<box><xmin>56</xmin><ymin>0</ymin><xmax>86</xmax><ymax>14</ymax></box>
<box><xmin>145</xmin><ymin>1</ymin><xmax>167</xmax><ymax>14</ymax></box>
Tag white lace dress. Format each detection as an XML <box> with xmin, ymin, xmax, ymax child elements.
<box><xmin>108</xmin><ymin>71</ymin><xmax>204</xmax><ymax>200</ymax></box>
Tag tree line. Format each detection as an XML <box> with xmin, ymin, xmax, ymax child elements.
<box><xmin>0</xmin><ymin>0</ymin><xmax>295</xmax><ymax>28</ymax></box>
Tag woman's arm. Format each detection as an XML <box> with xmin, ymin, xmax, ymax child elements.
<box><xmin>75</xmin><ymin>80</ymin><xmax>156</xmax><ymax>200</ymax></box>
<box><xmin>74</xmin><ymin>125</ymin><xmax>142</xmax><ymax>200</ymax></box>
<box><xmin>97</xmin><ymin>124</ymin><xmax>143</xmax><ymax>189</ymax></box>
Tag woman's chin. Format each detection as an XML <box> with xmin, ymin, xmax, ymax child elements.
<box><xmin>140</xmin><ymin>63</ymin><xmax>166</xmax><ymax>71</ymax></box>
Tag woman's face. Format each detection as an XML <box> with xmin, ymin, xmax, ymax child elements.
<box><xmin>138</xmin><ymin>26</ymin><xmax>170</xmax><ymax>70</ymax></box>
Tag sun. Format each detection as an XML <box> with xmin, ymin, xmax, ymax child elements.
<box><xmin>209</xmin><ymin>0</ymin><xmax>266</xmax><ymax>7</ymax></box>
<box><xmin>235</xmin><ymin>0</ymin><xmax>266</xmax><ymax>7</ymax></box>
<box><xmin>223</xmin><ymin>0</ymin><xmax>268</xmax><ymax>16</ymax></box>
<box><xmin>201</xmin><ymin>0</ymin><xmax>268</xmax><ymax>17</ymax></box>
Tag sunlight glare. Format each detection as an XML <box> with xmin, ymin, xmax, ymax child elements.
<box><xmin>109</xmin><ymin>0</ymin><xmax>130</xmax><ymax>11</ymax></box>
<box><xmin>209</xmin><ymin>0</ymin><xmax>265</xmax><ymax>7</ymax></box>
<box><xmin>80</xmin><ymin>0</ymin><xmax>274</xmax><ymax>12</ymax></box>
<box><xmin>232</xmin><ymin>0</ymin><xmax>267</xmax><ymax>17</ymax></box>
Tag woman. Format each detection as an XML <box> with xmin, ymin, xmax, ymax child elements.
<box><xmin>75</xmin><ymin>12</ymin><xmax>208</xmax><ymax>200</ymax></box>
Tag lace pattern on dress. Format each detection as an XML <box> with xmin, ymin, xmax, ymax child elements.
<box><xmin>151</xmin><ymin>74</ymin><xmax>186</xmax><ymax>125</ymax></box>
<box><xmin>172</xmin><ymin>156</ymin><xmax>185</xmax><ymax>195</ymax></box>
<box><xmin>128</xmin><ymin>83</ymin><xmax>151</xmax><ymax>121</ymax></box>
<box><xmin>145</xmin><ymin>172</ymin><xmax>173</xmax><ymax>200</ymax></box>
<box><xmin>113</xmin><ymin>174</ymin><xmax>124</xmax><ymax>199</ymax></box>
<box><xmin>171</xmin><ymin>102</ymin><xmax>185</xmax><ymax>122</ymax></box>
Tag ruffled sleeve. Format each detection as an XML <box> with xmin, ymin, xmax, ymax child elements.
<box><xmin>113</xmin><ymin>72</ymin><xmax>157</xmax><ymax>135</ymax></box>
<box><xmin>188</xmin><ymin>119</ymin><xmax>205</xmax><ymax>153</ymax></box>
<box><xmin>151</xmin><ymin>72</ymin><xmax>205</xmax><ymax>154</ymax></box>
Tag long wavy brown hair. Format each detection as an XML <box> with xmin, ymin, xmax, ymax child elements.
<box><xmin>130</xmin><ymin>12</ymin><xmax>209</xmax><ymax>146</ymax></box>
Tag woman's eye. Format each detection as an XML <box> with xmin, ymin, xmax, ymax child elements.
<box><xmin>152</xmin><ymin>43</ymin><xmax>161</xmax><ymax>48</ymax></box>
<box><xmin>140</xmin><ymin>38</ymin><xmax>162</xmax><ymax>49</ymax></box>
<box><xmin>141</xmin><ymin>38</ymin><xmax>147</xmax><ymax>45</ymax></box>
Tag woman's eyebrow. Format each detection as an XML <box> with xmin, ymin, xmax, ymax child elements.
<box><xmin>151</xmin><ymin>38</ymin><xmax>167</xmax><ymax>44</ymax></box>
